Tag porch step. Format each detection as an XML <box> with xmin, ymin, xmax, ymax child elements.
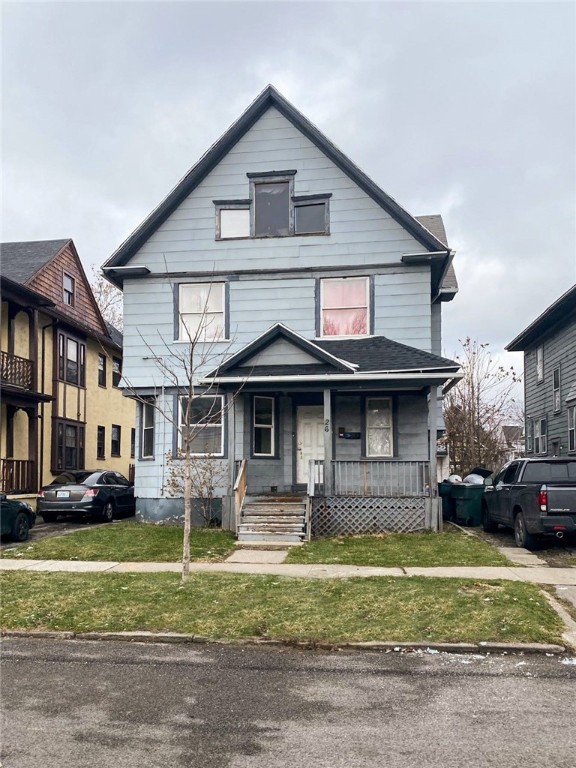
<box><xmin>238</xmin><ymin>532</ymin><xmax>304</xmax><ymax>544</ymax></box>
<box><xmin>238</xmin><ymin>494</ymin><xmax>308</xmax><ymax>544</ymax></box>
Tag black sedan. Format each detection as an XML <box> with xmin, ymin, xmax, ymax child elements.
<box><xmin>37</xmin><ymin>470</ymin><xmax>135</xmax><ymax>523</ymax></box>
<box><xmin>0</xmin><ymin>493</ymin><xmax>36</xmax><ymax>541</ymax></box>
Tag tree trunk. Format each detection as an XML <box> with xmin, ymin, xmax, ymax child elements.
<box><xmin>182</xmin><ymin>452</ymin><xmax>192</xmax><ymax>582</ymax></box>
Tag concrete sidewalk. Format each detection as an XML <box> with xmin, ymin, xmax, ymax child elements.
<box><xmin>2</xmin><ymin>558</ymin><xmax>576</xmax><ymax>585</ymax></box>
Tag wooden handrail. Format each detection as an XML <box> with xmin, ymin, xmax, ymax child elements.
<box><xmin>234</xmin><ymin>459</ymin><xmax>247</xmax><ymax>532</ymax></box>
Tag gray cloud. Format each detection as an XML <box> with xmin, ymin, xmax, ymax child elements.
<box><xmin>2</xmin><ymin>1</ymin><xmax>574</xmax><ymax>369</ymax></box>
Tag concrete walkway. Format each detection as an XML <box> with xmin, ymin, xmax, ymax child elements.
<box><xmin>2</xmin><ymin>558</ymin><xmax>576</xmax><ymax>585</ymax></box>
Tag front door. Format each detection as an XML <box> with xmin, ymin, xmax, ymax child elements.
<box><xmin>296</xmin><ymin>405</ymin><xmax>325</xmax><ymax>484</ymax></box>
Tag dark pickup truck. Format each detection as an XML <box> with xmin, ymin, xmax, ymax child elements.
<box><xmin>482</xmin><ymin>457</ymin><xmax>576</xmax><ymax>549</ymax></box>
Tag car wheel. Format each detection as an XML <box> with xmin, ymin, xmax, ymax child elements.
<box><xmin>100</xmin><ymin>501</ymin><xmax>114</xmax><ymax>523</ymax></box>
<box><xmin>481</xmin><ymin>503</ymin><xmax>498</xmax><ymax>533</ymax></box>
<box><xmin>11</xmin><ymin>512</ymin><xmax>30</xmax><ymax>542</ymax></box>
<box><xmin>40</xmin><ymin>512</ymin><xmax>57</xmax><ymax>523</ymax></box>
<box><xmin>514</xmin><ymin>512</ymin><xmax>538</xmax><ymax>550</ymax></box>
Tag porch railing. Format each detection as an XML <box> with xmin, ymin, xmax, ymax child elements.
<box><xmin>318</xmin><ymin>460</ymin><xmax>430</xmax><ymax>497</ymax></box>
<box><xmin>234</xmin><ymin>459</ymin><xmax>248</xmax><ymax>530</ymax></box>
<box><xmin>1</xmin><ymin>351</ymin><xmax>34</xmax><ymax>390</ymax></box>
<box><xmin>1</xmin><ymin>458</ymin><xmax>36</xmax><ymax>494</ymax></box>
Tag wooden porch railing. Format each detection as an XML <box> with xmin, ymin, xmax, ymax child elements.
<box><xmin>1</xmin><ymin>351</ymin><xmax>34</xmax><ymax>390</ymax></box>
<box><xmin>233</xmin><ymin>459</ymin><xmax>247</xmax><ymax>531</ymax></box>
<box><xmin>1</xmin><ymin>458</ymin><xmax>36</xmax><ymax>494</ymax></box>
<box><xmin>312</xmin><ymin>460</ymin><xmax>430</xmax><ymax>497</ymax></box>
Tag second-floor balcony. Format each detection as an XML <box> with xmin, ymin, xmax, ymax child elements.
<box><xmin>1</xmin><ymin>350</ymin><xmax>34</xmax><ymax>390</ymax></box>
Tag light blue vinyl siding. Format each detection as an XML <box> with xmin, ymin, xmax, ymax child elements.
<box><xmin>126</xmin><ymin>107</ymin><xmax>427</xmax><ymax>276</ymax></box>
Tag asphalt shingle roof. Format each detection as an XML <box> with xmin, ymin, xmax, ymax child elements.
<box><xmin>0</xmin><ymin>239</ymin><xmax>71</xmax><ymax>285</ymax></box>
<box><xmin>315</xmin><ymin>336</ymin><xmax>459</xmax><ymax>373</ymax></box>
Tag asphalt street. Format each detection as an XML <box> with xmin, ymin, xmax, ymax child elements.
<box><xmin>2</xmin><ymin>638</ymin><xmax>575</xmax><ymax>768</ymax></box>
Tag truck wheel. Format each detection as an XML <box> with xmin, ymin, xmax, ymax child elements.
<box><xmin>514</xmin><ymin>512</ymin><xmax>538</xmax><ymax>550</ymax></box>
<box><xmin>481</xmin><ymin>503</ymin><xmax>498</xmax><ymax>533</ymax></box>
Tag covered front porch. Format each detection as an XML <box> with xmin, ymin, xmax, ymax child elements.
<box><xmin>205</xmin><ymin>324</ymin><xmax>461</xmax><ymax>539</ymax></box>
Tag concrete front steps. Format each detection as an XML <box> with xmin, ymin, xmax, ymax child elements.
<box><xmin>237</xmin><ymin>494</ymin><xmax>307</xmax><ymax>545</ymax></box>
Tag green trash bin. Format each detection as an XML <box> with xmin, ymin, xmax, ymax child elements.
<box><xmin>451</xmin><ymin>484</ymin><xmax>485</xmax><ymax>527</ymax></box>
<box><xmin>438</xmin><ymin>481</ymin><xmax>456</xmax><ymax>522</ymax></box>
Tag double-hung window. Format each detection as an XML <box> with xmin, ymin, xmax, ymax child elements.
<box><xmin>534</xmin><ymin>418</ymin><xmax>547</xmax><ymax>454</ymax></box>
<box><xmin>58</xmin><ymin>333</ymin><xmax>86</xmax><ymax>386</ymax></box>
<box><xmin>321</xmin><ymin>277</ymin><xmax>369</xmax><ymax>337</ymax></box>
<box><xmin>141</xmin><ymin>400</ymin><xmax>155</xmax><ymax>459</ymax></box>
<box><xmin>536</xmin><ymin>346</ymin><xmax>544</xmax><ymax>383</ymax></box>
<box><xmin>569</xmin><ymin>406</ymin><xmax>576</xmax><ymax>453</ymax></box>
<box><xmin>179</xmin><ymin>395</ymin><xmax>224</xmax><ymax>456</ymax></box>
<box><xmin>366</xmin><ymin>398</ymin><xmax>393</xmax><ymax>457</ymax></box>
<box><xmin>54</xmin><ymin>420</ymin><xmax>85</xmax><ymax>471</ymax></box>
<box><xmin>553</xmin><ymin>367</ymin><xmax>561</xmax><ymax>412</ymax></box>
<box><xmin>63</xmin><ymin>273</ymin><xmax>75</xmax><ymax>306</ymax></box>
<box><xmin>97</xmin><ymin>426</ymin><xmax>105</xmax><ymax>459</ymax></box>
<box><xmin>112</xmin><ymin>357</ymin><xmax>122</xmax><ymax>387</ymax></box>
<box><xmin>111</xmin><ymin>425</ymin><xmax>121</xmax><ymax>457</ymax></box>
<box><xmin>178</xmin><ymin>283</ymin><xmax>225</xmax><ymax>342</ymax></box>
<box><xmin>253</xmin><ymin>396</ymin><xmax>275</xmax><ymax>456</ymax></box>
<box><xmin>98</xmin><ymin>354</ymin><xmax>107</xmax><ymax>387</ymax></box>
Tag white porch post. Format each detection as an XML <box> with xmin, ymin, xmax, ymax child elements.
<box><xmin>428</xmin><ymin>386</ymin><xmax>440</xmax><ymax>531</ymax></box>
<box><xmin>323</xmin><ymin>388</ymin><xmax>333</xmax><ymax>495</ymax></box>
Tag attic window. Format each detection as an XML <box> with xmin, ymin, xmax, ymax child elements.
<box><xmin>214</xmin><ymin>171</ymin><xmax>331</xmax><ymax>240</ymax></box>
<box><xmin>63</xmin><ymin>273</ymin><xmax>75</xmax><ymax>306</ymax></box>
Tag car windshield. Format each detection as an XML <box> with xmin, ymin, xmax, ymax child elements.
<box><xmin>50</xmin><ymin>472</ymin><xmax>101</xmax><ymax>485</ymax></box>
<box><xmin>522</xmin><ymin>462</ymin><xmax>576</xmax><ymax>482</ymax></box>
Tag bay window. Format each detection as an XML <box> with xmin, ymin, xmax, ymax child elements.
<box><xmin>58</xmin><ymin>332</ymin><xmax>85</xmax><ymax>386</ymax></box>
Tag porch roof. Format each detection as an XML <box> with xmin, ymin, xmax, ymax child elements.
<box><xmin>203</xmin><ymin>324</ymin><xmax>461</xmax><ymax>389</ymax></box>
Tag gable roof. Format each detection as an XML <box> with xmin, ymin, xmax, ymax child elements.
<box><xmin>1</xmin><ymin>239</ymin><xmax>72</xmax><ymax>284</ymax></box>
<box><xmin>208</xmin><ymin>323</ymin><xmax>459</xmax><ymax>383</ymax></box>
<box><xmin>210</xmin><ymin>324</ymin><xmax>357</xmax><ymax>376</ymax></box>
<box><xmin>506</xmin><ymin>284</ymin><xmax>576</xmax><ymax>351</ymax></box>
<box><xmin>103</xmin><ymin>85</ymin><xmax>450</xmax><ymax>273</ymax></box>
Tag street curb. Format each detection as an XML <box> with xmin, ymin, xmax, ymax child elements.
<box><xmin>0</xmin><ymin>630</ymin><xmax>567</xmax><ymax>656</ymax></box>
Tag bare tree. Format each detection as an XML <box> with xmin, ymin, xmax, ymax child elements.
<box><xmin>90</xmin><ymin>267</ymin><xmax>124</xmax><ymax>330</ymax></box>
<box><xmin>444</xmin><ymin>338</ymin><xmax>522</xmax><ymax>476</ymax></box>
<box><xmin>124</xmin><ymin>281</ymin><xmax>243</xmax><ymax>582</ymax></box>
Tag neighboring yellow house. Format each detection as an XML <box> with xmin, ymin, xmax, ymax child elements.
<box><xmin>1</xmin><ymin>239</ymin><xmax>135</xmax><ymax>500</ymax></box>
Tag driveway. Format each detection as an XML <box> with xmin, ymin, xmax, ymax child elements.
<box><xmin>471</xmin><ymin>525</ymin><xmax>576</xmax><ymax>567</ymax></box>
<box><xmin>0</xmin><ymin>518</ymin><xmax>104</xmax><ymax>552</ymax></box>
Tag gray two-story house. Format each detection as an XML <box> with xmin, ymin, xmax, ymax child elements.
<box><xmin>506</xmin><ymin>285</ymin><xmax>576</xmax><ymax>458</ymax></box>
<box><xmin>103</xmin><ymin>85</ymin><xmax>461</xmax><ymax>540</ymax></box>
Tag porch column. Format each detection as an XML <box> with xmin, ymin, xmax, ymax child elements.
<box><xmin>323</xmin><ymin>388</ymin><xmax>333</xmax><ymax>495</ymax></box>
<box><xmin>227</xmin><ymin>392</ymin><xmax>236</xmax><ymax>493</ymax></box>
<box><xmin>428</xmin><ymin>386</ymin><xmax>439</xmax><ymax>531</ymax></box>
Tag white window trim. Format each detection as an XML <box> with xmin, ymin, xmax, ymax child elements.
<box><xmin>568</xmin><ymin>406</ymin><xmax>576</xmax><ymax>453</ymax></box>
<box><xmin>253</xmin><ymin>396</ymin><xmax>275</xmax><ymax>457</ymax></box>
<box><xmin>178</xmin><ymin>283</ymin><xmax>226</xmax><ymax>343</ymax></box>
<box><xmin>553</xmin><ymin>366</ymin><xmax>561</xmax><ymax>413</ymax></box>
<box><xmin>320</xmin><ymin>276</ymin><xmax>370</xmax><ymax>338</ymax></box>
<box><xmin>366</xmin><ymin>397</ymin><xmax>393</xmax><ymax>457</ymax></box>
<box><xmin>534</xmin><ymin>417</ymin><xmax>547</xmax><ymax>455</ymax></box>
<box><xmin>536</xmin><ymin>346</ymin><xmax>544</xmax><ymax>383</ymax></box>
<box><xmin>141</xmin><ymin>400</ymin><xmax>155</xmax><ymax>459</ymax></box>
<box><xmin>178</xmin><ymin>394</ymin><xmax>224</xmax><ymax>457</ymax></box>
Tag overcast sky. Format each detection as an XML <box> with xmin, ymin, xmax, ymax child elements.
<box><xmin>2</xmin><ymin>0</ymin><xmax>575</xmax><ymax>374</ymax></box>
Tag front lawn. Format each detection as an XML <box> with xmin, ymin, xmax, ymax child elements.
<box><xmin>1</xmin><ymin>522</ymin><xmax>236</xmax><ymax>563</ymax></box>
<box><xmin>286</xmin><ymin>529</ymin><xmax>510</xmax><ymax>567</ymax></box>
<box><xmin>0</xmin><ymin>572</ymin><xmax>563</xmax><ymax>645</ymax></box>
